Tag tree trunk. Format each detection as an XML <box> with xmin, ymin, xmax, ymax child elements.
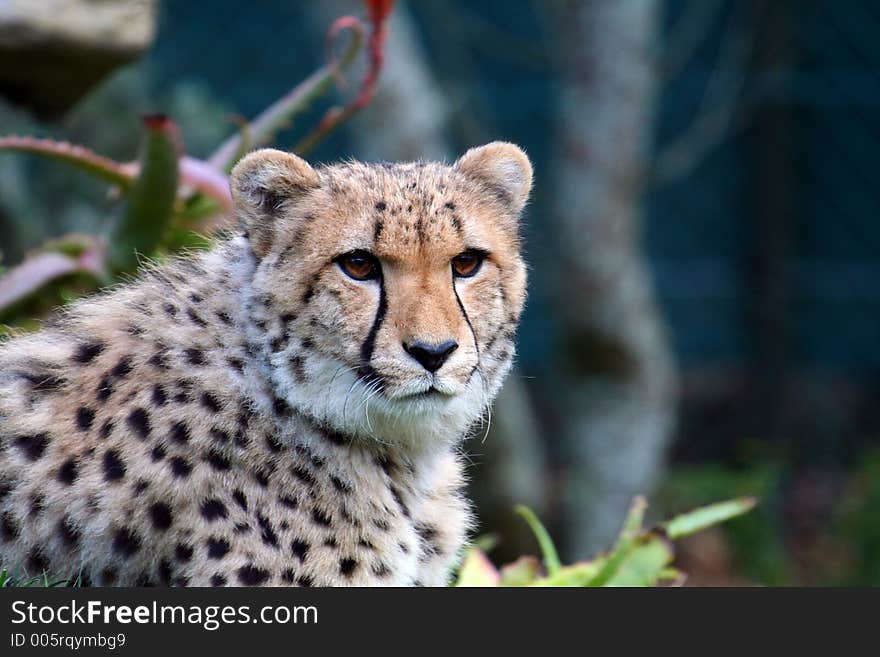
<box><xmin>550</xmin><ymin>0</ymin><xmax>679</xmax><ymax>557</ymax></box>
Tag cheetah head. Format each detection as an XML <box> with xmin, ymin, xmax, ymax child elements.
<box><xmin>231</xmin><ymin>143</ymin><xmax>532</xmax><ymax>452</ymax></box>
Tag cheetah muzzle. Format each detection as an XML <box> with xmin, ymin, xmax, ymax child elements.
<box><xmin>0</xmin><ymin>142</ymin><xmax>533</xmax><ymax>586</ymax></box>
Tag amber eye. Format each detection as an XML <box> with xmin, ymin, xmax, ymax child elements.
<box><xmin>451</xmin><ymin>250</ymin><xmax>486</xmax><ymax>278</ymax></box>
<box><xmin>337</xmin><ymin>250</ymin><xmax>381</xmax><ymax>281</ymax></box>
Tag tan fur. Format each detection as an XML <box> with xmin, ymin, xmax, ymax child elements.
<box><xmin>0</xmin><ymin>143</ymin><xmax>532</xmax><ymax>586</ymax></box>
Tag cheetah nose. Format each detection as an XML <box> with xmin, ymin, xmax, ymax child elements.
<box><xmin>403</xmin><ymin>340</ymin><xmax>459</xmax><ymax>373</ymax></box>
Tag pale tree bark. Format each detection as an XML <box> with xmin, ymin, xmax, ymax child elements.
<box><xmin>305</xmin><ymin>1</ymin><xmax>549</xmax><ymax>551</ymax></box>
<box><xmin>550</xmin><ymin>0</ymin><xmax>679</xmax><ymax>557</ymax></box>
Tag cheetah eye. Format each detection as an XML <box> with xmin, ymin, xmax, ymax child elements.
<box><xmin>336</xmin><ymin>250</ymin><xmax>381</xmax><ymax>281</ymax></box>
<box><xmin>451</xmin><ymin>249</ymin><xmax>486</xmax><ymax>278</ymax></box>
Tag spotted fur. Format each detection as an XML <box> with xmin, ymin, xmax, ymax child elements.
<box><xmin>0</xmin><ymin>142</ymin><xmax>532</xmax><ymax>586</ymax></box>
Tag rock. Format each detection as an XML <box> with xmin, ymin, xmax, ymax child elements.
<box><xmin>0</xmin><ymin>0</ymin><xmax>157</xmax><ymax>117</ymax></box>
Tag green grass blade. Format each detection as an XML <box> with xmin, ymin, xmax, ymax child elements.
<box><xmin>515</xmin><ymin>505</ymin><xmax>562</xmax><ymax>576</ymax></box>
<box><xmin>663</xmin><ymin>497</ymin><xmax>757</xmax><ymax>540</ymax></box>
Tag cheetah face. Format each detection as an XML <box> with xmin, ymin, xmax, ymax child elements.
<box><xmin>232</xmin><ymin>143</ymin><xmax>532</xmax><ymax>449</ymax></box>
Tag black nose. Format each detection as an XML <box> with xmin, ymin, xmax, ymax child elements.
<box><xmin>404</xmin><ymin>340</ymin><xmax>459</xmax><ymax>373</ymax></box>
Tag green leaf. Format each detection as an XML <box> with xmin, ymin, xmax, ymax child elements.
<box><xmin>515</xmin><ymin>505</ymin><xmax>562</xmax><ymax>576</ymax></box>
<box><xmin>108</xmin><ymin>116</ymin><xmax>181</xmax><ymax>274</ymax></box>
<box><xmin>663</xmin><ymin>497</ymin><xmax>757</xmax><ymax>540</ymax></box>
<box><xmin>605</xmin><ymin>536</ymin><xmax>674</xmax><ymax>586</ymax></box>
<box><xmin>585</xmin><ymin>496</ymin><xmax>647</xmax><ymax>587</ymax></box>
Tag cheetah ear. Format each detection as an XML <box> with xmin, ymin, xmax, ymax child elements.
<box><xmin>230</xmin><ymin>148</ymin><xmax>320</xmax><ymax>257</ymax></box>
<box><xmin>454</xmin><ymin>142</ymin><xmax>533</xmax><ymax>216</ymax></box>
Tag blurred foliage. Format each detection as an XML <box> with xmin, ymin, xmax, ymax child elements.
<box><xmin>0</xmin><ymin>1</ymin><xmax>380</xmax><ymax>330</ymax></box>
<box><xmin>455</xmin><ymin>496</ymin><xmax>755</xmax><ymax>587</ymax></box>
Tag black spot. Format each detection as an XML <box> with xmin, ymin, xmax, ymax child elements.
<box><xmin>389</xmin><ymin>486</ymin><xmax>411</xmax><ymax>518</ymax></box>
<box><xmin>339</xmin><ymin>557</ymin><xmax>358</xmax><ymax>577</ymax></box>
<box><xmin>14</xmin><ymin>433</ymin><xmax>50</xmax><ymax>460</ymax></box>
<box><xmin>372</xmin><ymin>562</ymin><xmax>391</xmax><ymax>578</ymax></box>
<box><xmin>158</xmin><ymin>559</ymin><xmax>173</xmax><ymax>585</ymax></box>
<box><xmin>311</xmin><ymin>507</ymin><xmax>332</xmax><ymax>527</ymax></box>
<box><xmin>323</xmin><ymin>536</ymin><xmax>338</xmax><ymax>548</ymax></box>
<box><xmin>133</xmin><ymin>479</ymin><xmax>149</xmax><ymax>494</ymax></box>
<box><xmin>253</xmin><ymin>468</ymin><xmax>271</xmax><ymax>487</ymax></box>
<box><xmin>99</xmin><ymin>420</ymin><xmax>114</xmax><ymax>439</ymax></box>
<box><xmin>444</xmin><ymin>201</ymin><xmax>456</xmax><ymax>210</ymax></box>
<box><xmin>74</xmin><ymin>342</ymin><xmax>104</xmax><ymax>363</ymax></box>
<box><xmin>0</xmin><ymin>481</ymin><xmax>12</xmax><ymax>502</ymax></box>
<box><xmin>201</xmin><ymin>392</ymin><xmax>222</xmax><ymax>412</ymax></box>
<box><xmin>358</xmin><ymin>538</ymin><xmax>375</xmax><ymax>550</ymax></box>
<box><xmin>272</xmin><ymin>396</ymin><xmax>290</xmax><ymax>417</ymax></box>
<box><xmin>96</xmin><ymin>376</ymin><xmax>114</xmax><ymax>402</ymax></box>
<box><xmin>257</xmin><ymin>514</ymin><xmax>279</xmax><ymax>548</ymax></box>
<box><xmin>206</xmin><ymin>537</ymin><xmax>230</xmax><ymax>559</ymax></box>
<box><xmin>188</xmin><ymin>292</ymin><xmax>203</xmax><ymax>303</ymax></box>
<box><xmin>1</xmin><ymin>512</ymin><xmax>19</xmax><ymax>540</ymax></box>
<box><xmin>150</xmin><ymin>445</ymin><xmax>166</xmax><ymax>462</ymax></box>
<box><xmin>291</xmin><ymin>539</ymin><xmax>310</xmax><ymax>561</ymax></box>
<box><xmin>126</xmin><ymin>408</ymin><xmax>151</xmax><ymax>439</ymax></box>
<box><xmin>169</xmin><ymin>457</ymin><xmax>192</xmax><ymax>478</ymax></box>
<box><xmin>282</xmin><ymin>569</ymin><xmax>296</xmax><ymax>583</ymax></box>
<box><xmin>187</xmin><ymin>308</ymin><xmax>207</xmax><ymax>327</ymax></box>
<box><xmin>175</xmin><ymin>543</ymin><xmax>193</xmax><ymax>562</ymax></box>
<box><xmin>265</xmin><ymin>433</ymin><xmax>283</xmax><ymax>453</ymax></box>
<box><xmin>206</xmin><ymin>450</ymin><xmax>231</xmax><ymax>471</ymax></box>
<box><xmin>57</xmin><ymin>458</ymin><xmax>78</xmax><ymax>485</ymax></box>
<box><xmin>28</xmin><ymin>548</ymin><xmax>49</xmax><ymax>574</ymax></box>
<box><xmin>163</xmin><ymin>302</ymin><xmax>178</xmax><ymax>317</ymax></box>
<box><xmin>148</xmin><ymin>353</ymin><xmax>168</xmax><ymax>369</ymax></box>
<box><xmin>152</xmin><ymin>385</ymin><xmax>167</xmax><ymax>406</ymax></box>
<box><xmin>75</xmin><ymin>406</ymin><xmax>95</xmax><ymax>431</ymax></box>
<box><xmin>297</xmin><ymin>575</ymin><xmax>314</xmax><ymax>587</ymax></box>
<box><xmin>324</xmin><ymin>430</ymin><xmax>347</xmax><ymax>446</ymax></box>
<box><xmin>22</xmin><ymin>371</ymin><xmax>64</xmax><ymax>393</ymax></box>
<box><xmin>330</xmin><ymin>475</ymin><xmax>352</xmax><ymax>494</ymax></box>
<box><xmin>237</xmin><ymin>565</ymin><xmax>269</xmax><ymax>585</ymax></box>
<box><xmin>375</xmin><ymin>201</ymin><xmax>387</xmax><ymax>211</ymax></box>
<box><xmin>103</xmin><ymin>449</ymin><xmax>126</xmax><ymax>481</ymax></box>
<box><xmin>216</xmin><ymin>311</ymin><xmax>232</xmax><ymax>325</ymax></box>
<box><xmin>301</xmin><ymin>286</ymin><xmax>314</xmax><ymax>304</ymax></box>
<box><xmin>232</xmin><ymin>490</ymin><xmax>248</xmax><ymax>511</ymax></box>
<box><xmin>184</xmin><ymin>348</ymin><xmax>205</xmax><ymax>366</ymax></box>
<box><xmin>292</xmin><ymin>465</ymin><xmax>315</xmax><ymax>486</ymax></box>
<box><xmin>150</xmin><ymin>503</ymin><xmax>173</xmax><ymax>530</ymax></box>
<box><xmin>111</xmin><ymin>356</ymin><xmax>133</xmax><ymax>378</ymax></box>
<box><xmin>279</xmin><ymin>495</ymin><xmax>298</xmax><ymax>509</ymax></box>
<box><xmin>58</xmin><ymin>517</ymin><xmax>80</xmax><ymax>547</ymax></box>
<box><xmin>100</xmin><ymin>568</ymin><xmax>117</xmax><ymax>585</ymax></box>
<box><xmin>211</xmin><ymin>574</ymin><xmax>227</xmax><ymax>587</ymax></box>
<box><xmin>200</xmin><ymin>499</ymin><xmax>228</xmax><ymax>521</ymax></box>
<box><xmin>112</xmin><ymin>528</ymin><xmax>141</xmax><ymax>558</ymax></box>
<box><xmin>210</xmin><ymin>427</ymin><xmax>231</xmax><ymax>443</ymax></box>
<box><xmin>234</xmin><ymin>522</ymin><xmax>251</xmax><ymax>534</ymax></box>
<box><xmin>169</xmin><ymin>421</ymin><xmax>190</xmax><ymax>444</ymax></box>
<box><xmin>29</xmin><ymin>493</ymin><xmax>45</xmax><ymax>516</ymax></box>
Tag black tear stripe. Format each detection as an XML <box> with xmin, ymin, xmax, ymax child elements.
<box><xmin>452</xmin><ymin>281</ymin><xmax>480</xmax><ymax>361</ymax></box>
<box><xmin>359</xmin><ymin>278</ymin><xmax>388</xmax><ymax>375</ymax></box>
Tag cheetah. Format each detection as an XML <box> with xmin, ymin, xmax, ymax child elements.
<box><xmin>0</xmin><ymin>142</ymin><xmax>532</xmax><ymax>586</ymax></box>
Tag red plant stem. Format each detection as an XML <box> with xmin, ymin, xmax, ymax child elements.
<box><xmin>296</xmin><ymin>0</ymin><xmax>394</xmax><ymax>154</ymax></box>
